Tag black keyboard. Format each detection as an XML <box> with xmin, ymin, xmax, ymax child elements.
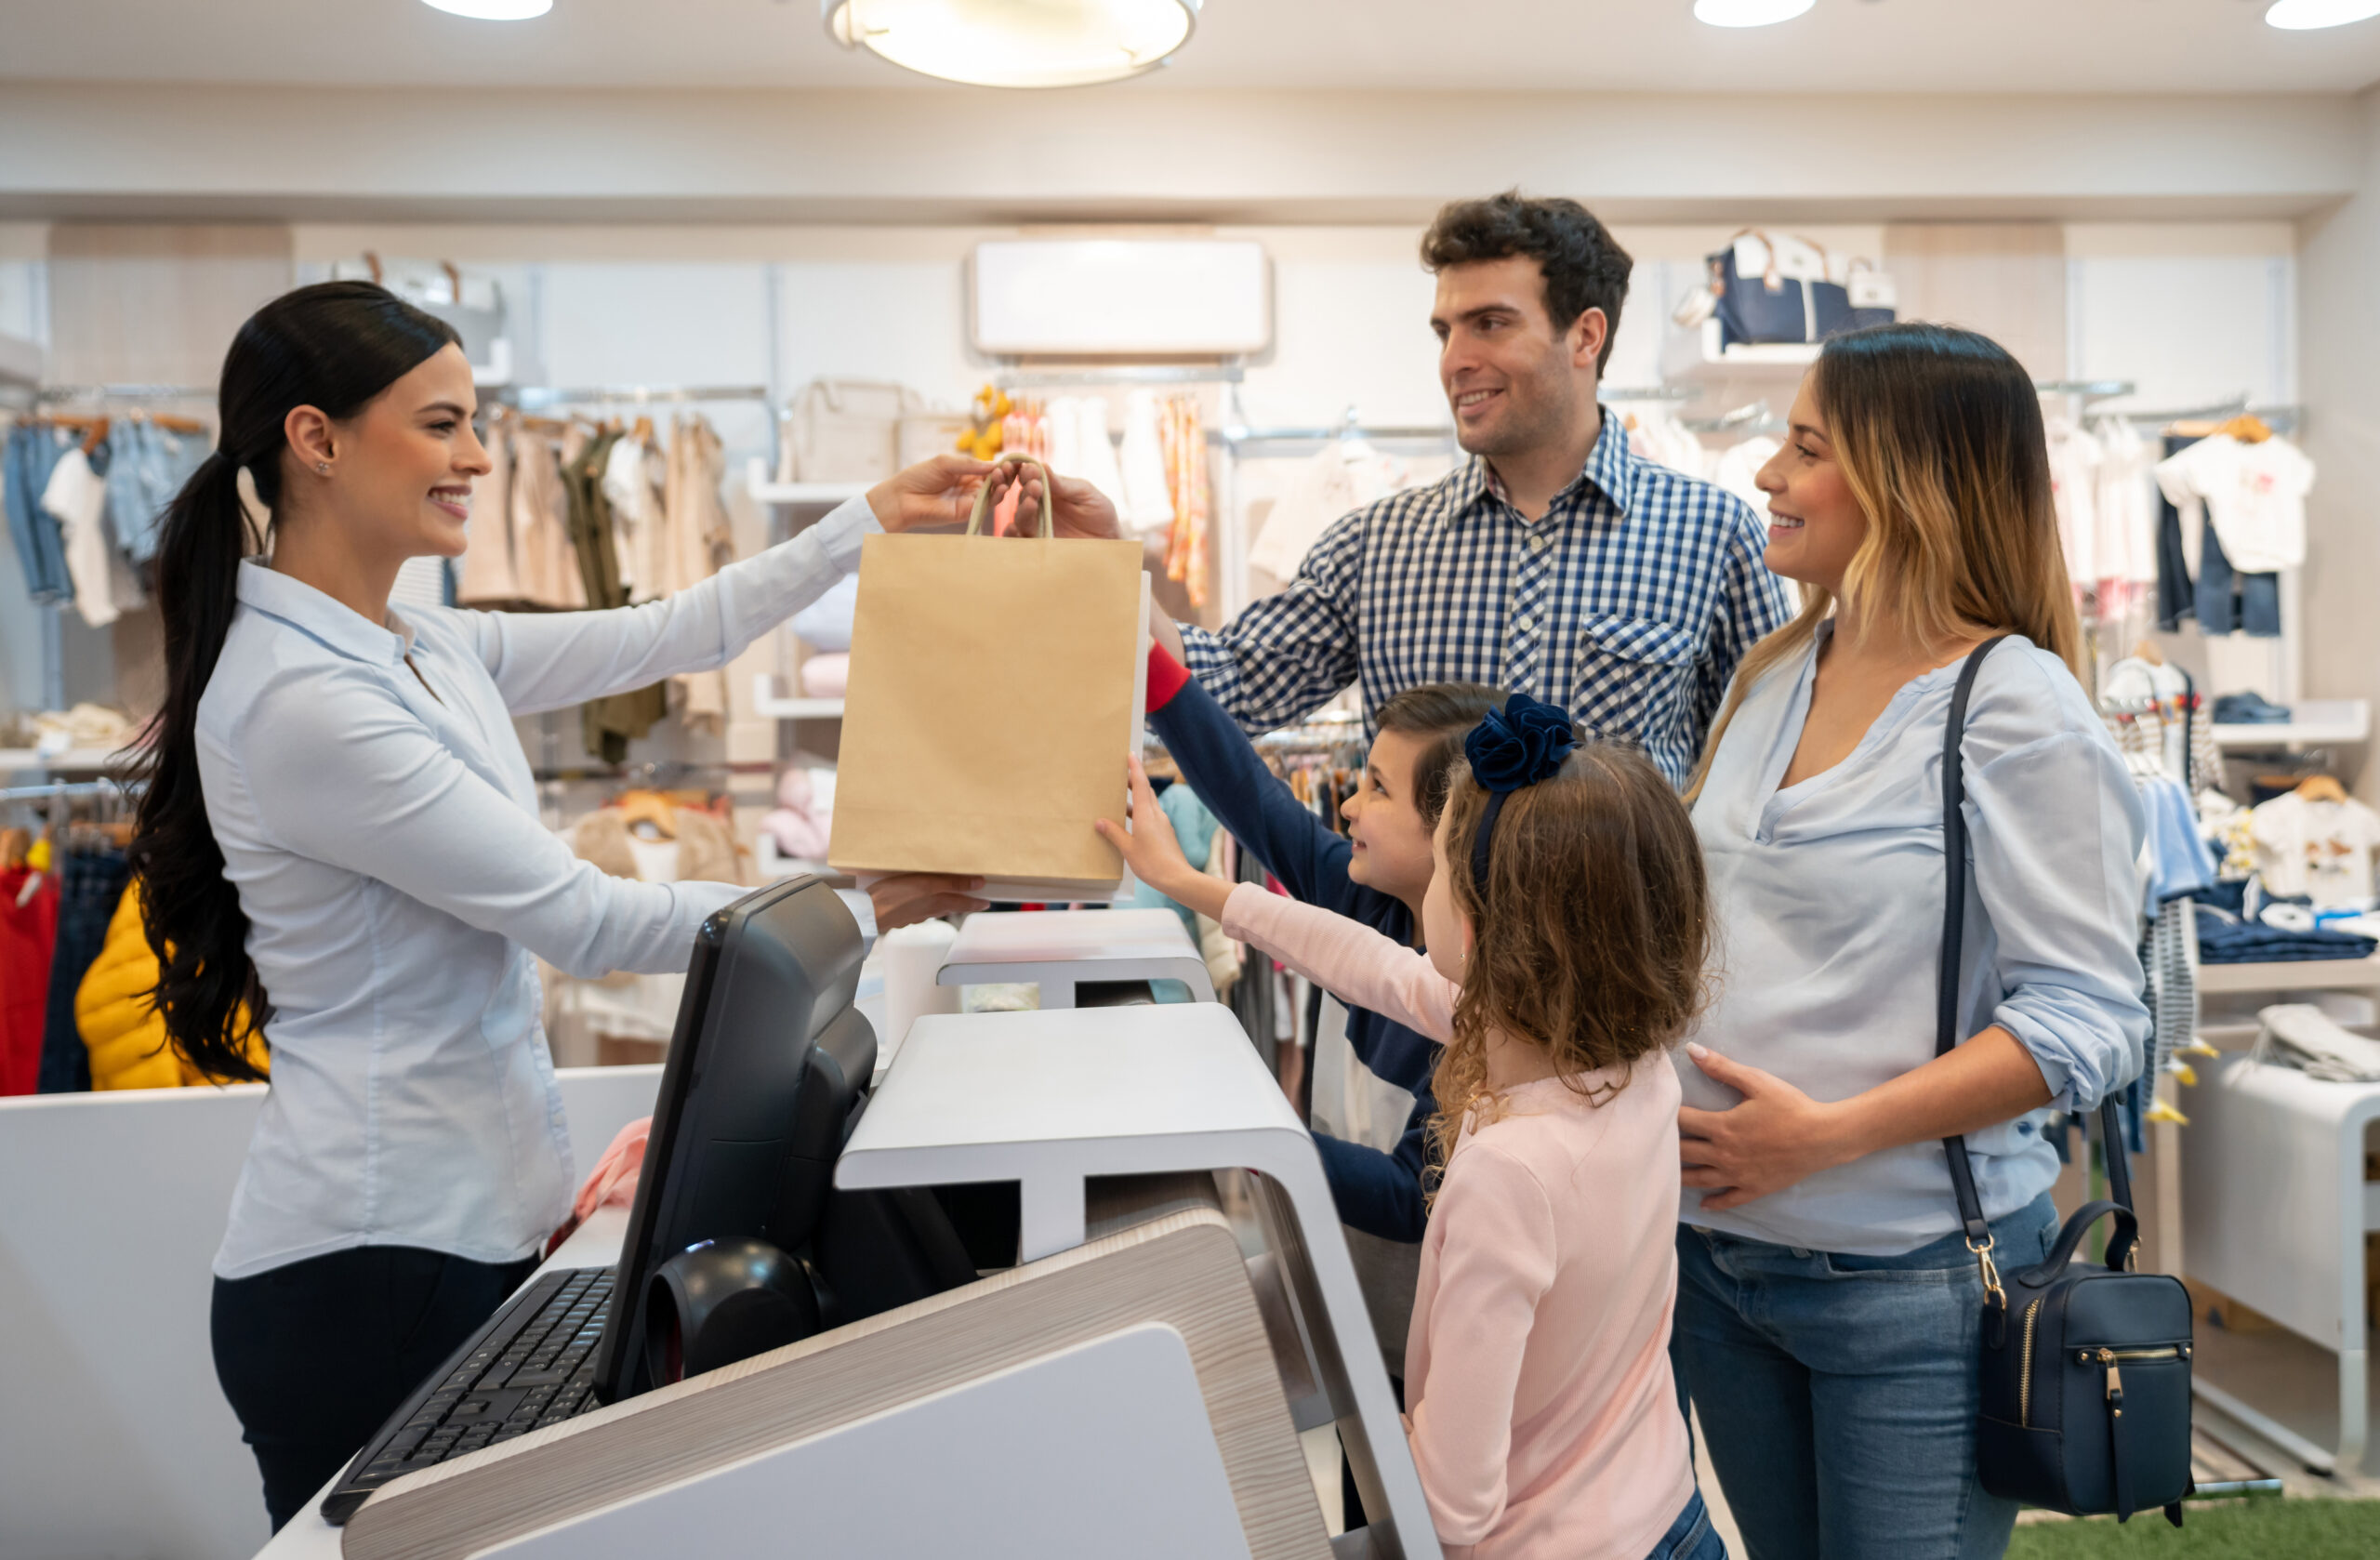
<box><xmin>322</xmin><ymin>1265</ymin><xmax>614</xmax><ymax>1524</ymax></box>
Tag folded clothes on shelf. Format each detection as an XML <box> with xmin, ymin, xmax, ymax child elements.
<box><xmin>2194</xmin><ymin>904</ymin><xmax>2376</xmax><ymax>964</ymax></box>
<box><xmin>2254</xmin><ymin>1003</ymin><xmax>2380</xmax><ymax>1083</ymax></box>
<box><xmin>2211</xmin><ymin>690</ymin><xmax>2293</xmax><ymax>724</ymax></box>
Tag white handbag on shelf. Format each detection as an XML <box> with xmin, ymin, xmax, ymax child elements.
<box><xmin>776</xmin><ymin>377</ymin><xmax>929</xmax><ymax>484</ymax></box>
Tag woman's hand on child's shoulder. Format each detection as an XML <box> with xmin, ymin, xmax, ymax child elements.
<box><xmin>1096</xmin><ymin>755</ymin><xmax>1232</xmax><ymax>922</ymax></box>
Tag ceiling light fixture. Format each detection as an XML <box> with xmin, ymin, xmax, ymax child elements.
<box><xmin>418</xmin><ymin>0</ymin><xmax>553</xmax><ymax>19</ymax></box>
<box><xmin>2266</xmin><ymin>0</ymin><xmax>2380</xmax><ymax>28</ymax></box>
<box><xmin>1693</xmin><ymin>0</ymin><xmax>1817</xmax><ymax>26</ymax></box>
<box><xmin>822</xmin><ymin>0</ymin><xmax>1200</xmax><ymax>88</ymax></box>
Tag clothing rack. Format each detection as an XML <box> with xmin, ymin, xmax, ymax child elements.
<box><xmin>1681</xmin><ymin>399</ymin><xmax>1785</xmax><ymax>435</ymax></box>
<box><xmin>504</xmin><ymin>384</ymin><xmax>771</xmax><ymax>412</ymax></box>
<box><xmin>2036</xmin><ymin>379</ymin><xmax>2138</xmax><ymax>400</ymax></box>
<box><xmin>0</xmin><ymin>781</ymin><xmax>134</xmax><ymax>804</ymax></box>
<box><xmin>1213</xmin><ymin>403</ymin><xmax>1454</xmax><ymax>446</ymax></box>
<box><xmin>994</xmin><ymin>364</ymin><xmax>1246</xmax><ymax>390</ymax></box>
<box><xmin>32</xmin><ymin>384</ymin><xmax>214</xmax><ymax>403</ymax></box>
<box><xmin>1601</xmin><ymin>385</ymin><xmax>1701</xmax><ymax>403</ymax></box>
<box><xmin>2109</xmin><ymin>395</ymin><xmax>2303</xmax><ymax>436</ymax></box>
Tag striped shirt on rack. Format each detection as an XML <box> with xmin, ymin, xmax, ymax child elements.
<box><xmin>1180</xmin><ymin>410</ymin><xmax>1793</xmax><ymax>787</ymax></box>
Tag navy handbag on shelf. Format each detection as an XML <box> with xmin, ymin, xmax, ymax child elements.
<box><xmin>1699</xmin><ymin>230</ymin><xmax>1897</xmax><ymax>347</ymax></box>
<box><xmin>1707</xmin><ymin>229</ymin><xmax>1818</xmax><ymax>347</ymax></box>
<box><xmin>1938</xmin><ymin>639</ymin><xmax>2195</xmax><ymax>1527</ymax></box>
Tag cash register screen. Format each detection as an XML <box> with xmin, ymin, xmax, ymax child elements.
<box><xmin>589</xmin><ymin>876</ymin><xmax>876</xmax><ymax>1405</ymax></box>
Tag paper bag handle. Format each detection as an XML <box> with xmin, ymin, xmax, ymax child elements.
<box><xmin>964</xmin><ymin>452</ymin><xmax>1056</xmax><ymax>540</ymax></box>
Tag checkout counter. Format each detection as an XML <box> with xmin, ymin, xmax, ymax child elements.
<box><xmin>247</xmin><ymin>895</ymin><xmax>1440</xmax><ymax>1560</ymax></box>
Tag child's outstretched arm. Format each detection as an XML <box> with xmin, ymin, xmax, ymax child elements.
<box><xmin>1102</xmin><ymin>756</ymin><xmax>1458</xmax><ymax>1040</ymax></box>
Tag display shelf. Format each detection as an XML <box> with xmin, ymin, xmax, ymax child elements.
<box><xmin>2209</xmin><ymin>697</ymin><xmax>2369</xmax><ymax>749</ymax></box>
<box><xmin>752</xmin><ymin>674</ymin><xmax>844</xmax><ymax>721</ymax></box>
<box><xmin>2197</xmin><ymin>953</ymin><xmax>2380</xmax><ymax>996</ymax></box>
<box><xmin>0</xmin><ymin>747</ymin><xmax>124</xmax><ymax>773</ymax></box>
<box><xmin>1659</xmin><ymin>317</ymin><xmax>1822</xmax><ymax>385</ymax></box>
<box><xmin>746</xmin><ymin>457</ymin><xmax>868</xmax><ymax>508</ymax></box>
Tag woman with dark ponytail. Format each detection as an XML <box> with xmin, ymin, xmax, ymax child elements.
<box><xmin>131</xmin><ymin>281</ymin><xmax>1011</xmax><ymax>1528</ymax></box>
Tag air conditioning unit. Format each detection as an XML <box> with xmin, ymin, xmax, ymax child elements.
<box><xmin>971</xmin><ymin>240</ymin><xmax>1271</xmax><ymax>358</ymax></box>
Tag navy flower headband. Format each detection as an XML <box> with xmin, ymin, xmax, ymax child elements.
<box><xmin>1462</xmin><ymin>692</ymin><xmax>1580</xmax><ymax>892</ymax></box>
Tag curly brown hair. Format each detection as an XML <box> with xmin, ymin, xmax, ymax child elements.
<box><xmin>1426</xmin><ymin>737</ymin><xmax>1711</xmax><ymax>1180</ymax></box>
<box><xmin>1420</xmin><ymin>191</ymin><xmax>1634</xmax><ymax>374</ymax></box>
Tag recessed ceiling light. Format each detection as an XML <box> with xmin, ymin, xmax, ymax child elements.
<box><xmin>419</xmin><ymin>0</ymin><xmax>552</xmax><ymax>19</ymax></box>
<box><xmin>822</xmin><ymin>0</ymin><xmax>1200</xmax><ymax>89</ymax></box>
<box><xmin>1694</xmin><ymin>0</ymin><xmax>1817</xmax><ymax>26</ymax></box>
<box><xmin>2267</xmin><ymin>0</ymin><xmax>2380</xmax><ymax>28</ymax></box>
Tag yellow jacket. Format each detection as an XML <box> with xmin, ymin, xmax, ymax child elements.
<box><xmin>77</xmin><ymin>881</ymin><xmax>268</xmax><ymax>1091</ymax></box>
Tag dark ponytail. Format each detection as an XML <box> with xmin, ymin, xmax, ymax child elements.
<box><xmin>126</xmin><ymin>281</ymin><xmax>458</xmax><ymax>1082</ymax></box>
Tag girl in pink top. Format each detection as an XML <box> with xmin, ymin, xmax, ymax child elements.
<box><xmin>1104</xmin><ymin>693</ymin><xmax>1722</xmax><ymax>1560</ymax></box>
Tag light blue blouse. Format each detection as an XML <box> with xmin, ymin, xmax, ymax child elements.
<box><xmin>1679</xmin><ymin>628</ymin><xmax>2149</xmax><ymax>1257</ymax></box>
<box><xmin>201</xmin><ymin>498</ymin><xmax>879</xmax><ymax>1280</ymax></box>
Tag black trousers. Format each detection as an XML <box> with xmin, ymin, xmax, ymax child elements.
<box><xmin>212</xmin><ymin>1245</ymin><xmax>537</xmax><ymax>1530</ymax></box>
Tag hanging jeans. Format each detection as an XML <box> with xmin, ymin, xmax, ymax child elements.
<box><xmin>2152</xmin><ymin>433</ymin><xmax>2197</xmax><ymax>632</ymax></box>
<box><xmin>104</xmin><ymin>418</ymin><xmax>211</xmax><ymax>566</ymax></box>
<box><xmin>5</xmin><ymin>422</ymin><xmax>73</xmax><ymax>603</ymax></box>
<box><xmin>2194</xmin><ymin>517</ymin><xmax>2281</xmax><ymax>638</ymax></box>
<box><xmin>36</xmin><ymin>846</ymin><xmax>128</xmax><ymax>1092</ymax></box>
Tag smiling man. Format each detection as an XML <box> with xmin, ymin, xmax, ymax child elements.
<box><xmin>1178</xmin><ymin>192</ymin><xmax>1790</xmax><ymax>787</ymax></box>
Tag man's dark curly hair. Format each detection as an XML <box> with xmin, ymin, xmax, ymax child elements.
<box><xmin>1421</xmin><ymin>192</ymin><xmax>1633</xmax><ymax>374</ymax></box>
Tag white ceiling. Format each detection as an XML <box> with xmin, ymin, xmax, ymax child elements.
<box><xmin>2</xmin><ymin>0</ymin><xmax>2378</xmax><ymax>94</ymax></box>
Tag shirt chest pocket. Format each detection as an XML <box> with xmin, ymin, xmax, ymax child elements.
<box><xmin>1570</xmin><ymin>614</ymin><xmax>1701</xmax><ymax>736</ymax></box>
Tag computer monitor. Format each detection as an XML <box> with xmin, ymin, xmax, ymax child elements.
<box><xmin>590</xmin><ymin>876</ymin><xmax>980</xmax><ymax>1405</ymax></box>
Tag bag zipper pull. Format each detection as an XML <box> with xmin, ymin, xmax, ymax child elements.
<box><xmin>2097</xmin><ymin>1347</ymin><xmax>2125</xmax><ymax>1415</ymax></box>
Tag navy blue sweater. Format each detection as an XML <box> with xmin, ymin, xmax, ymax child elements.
<box><xmin>1149</xmin><ymin>662</ymin><xmax>1435</xmax><ymax>1242</ymax></box>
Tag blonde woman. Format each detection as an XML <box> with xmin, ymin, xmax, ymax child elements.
<box><xmin>1670</xmin><ymin>324</ymin><xmax>2149</xmax><ymax>1559</ymax></box>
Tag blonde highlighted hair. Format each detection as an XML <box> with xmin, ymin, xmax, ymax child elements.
<box><xmin>1686</xmin><ymin>322</ymin><xmax>2082</xmax><ymax>800</ymax></box>
<box><xmin>1426</xmin><ymin>739</ymin><xmax>1710</xmax><ymax>1183</ymax></box>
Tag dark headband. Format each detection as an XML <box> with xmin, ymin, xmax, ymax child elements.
<box><xmin>1462</xmin><ymin>691</ymin><xmax>1580</xmax><ymax>894</ymax></box>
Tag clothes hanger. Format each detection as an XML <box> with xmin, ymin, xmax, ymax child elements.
<box><xmin>613</xmin><ymin>788</ymin><xmax>679</xmax><ymax>840</ymax></box>
<box><xmin>2131</xmin><ymin>638</ymin><xmax>2164</xmax><ymax>667</ymax></box>
<box><xmin>2295</xmin><ymin>773</ymin><xmax>2349</xmax><ymax>805</ymax></box>
<box><xmin>2217</xmin><ymin>413</ymin><xmax>2273</xmax><ymax>445</ymax></box>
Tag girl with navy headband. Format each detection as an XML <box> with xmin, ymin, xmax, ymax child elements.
<box><xmin>1105</xmin><ymin>694</ymin><xmax>1726</xmax><ymax>1560</ymax></box>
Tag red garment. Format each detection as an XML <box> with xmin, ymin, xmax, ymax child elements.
<box><xmin>1145</xmin><ymin>641</ymin><xmax>1192</xmax><ymax>711</ymax></box>
<box><xmin>0</xmin><ymin>868</ymin><xmax>58</xmax><ymax>1095</ymax></box>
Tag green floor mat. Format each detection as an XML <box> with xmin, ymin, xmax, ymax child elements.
<box><xmin>2006</xmin><ymin>1499</ymin><xmax>2380</xmax><ymax>1558</ymax></box>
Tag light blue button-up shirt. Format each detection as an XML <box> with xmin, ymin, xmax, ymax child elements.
<box><xmin>200</xmin><ymin>497</ymin><xmax>879</xmax><ymax>1279</ymax></box>
<box><xmin>1681</xmin><ymin>628</ymin><xmax>2149</xmax><ymax>1257</ymax></box>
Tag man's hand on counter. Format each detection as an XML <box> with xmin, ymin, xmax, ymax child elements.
<box><xmin>868</xmin><ymin>872</ymin><xmax>992</xmax><ymax>932</ymax></box>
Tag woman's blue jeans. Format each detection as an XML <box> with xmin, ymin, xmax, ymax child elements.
<box><xmin>1669</xmin><ymin>1193</ymin><xmax>2060</xmax><ymax>1560</ymax></box>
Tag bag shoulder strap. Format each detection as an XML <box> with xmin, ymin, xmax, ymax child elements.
<box><xmin>1938</xmin><ymin>636</ymin><xmax>2136</xmax><ymax>1275</ymax></box>
<box><xmin>1936</xmin><ymin>637</ymin><xmax>2008</xmax><ymax>1247</ymax></box>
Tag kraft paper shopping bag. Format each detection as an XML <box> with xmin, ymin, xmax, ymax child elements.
<box><xmin>829</xmin><ymin>454</ymin><xmax>1152</xmax><ymax>902</ymax></box>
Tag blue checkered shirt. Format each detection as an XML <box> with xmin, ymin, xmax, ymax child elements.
<box><xmin>1180</xmin><ymin>412</ymin><xmax>1792</xmax><ymax>787</ymax></box>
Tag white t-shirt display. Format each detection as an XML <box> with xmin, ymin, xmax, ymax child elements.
<box><xmin>2046</xmin><ymin>416</ymin><xmax>2103</xmax><ymax>585</ymax></box>
<box><xmin>2250</xmin><ymin>790</ymin><xmax>2380</xmax><ymax>908</ymax></box>
<box><xmin>2090</xmin><ymin>417</ymin><xmax>2161</xmax><ymax>588</ymax></box>
<box><xmin>2152</xmin><ymin>433</ymin><xmax>2316</xmax><ymax>575</ymax></box>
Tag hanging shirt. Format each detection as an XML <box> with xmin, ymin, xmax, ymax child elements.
<box><xmin>2044</xmin><ymin>416</ymin><xmax>2103</xmax><ymax>587</ymax></box>
<box><xmin>198</xmin><ymin>496</ymin><xmax>881</xmax><ymax>1280</ymax></box>
<box><xmin>1247</xmin><ymin>439</ymin><xmax>1412</xmax><ymax>581</ymax></box>
<box><xmin>2152</xmin><ymin>433</ymin><xmax>2315</xmax><ymax>575</ymax></box>
<box><xmin>43</xmin><ymin>447</ymin><xmax>121</xmax><ymax>628</ymax></box>
<box><xmin>2092</xmin><ymin>418</ymin><xmax>2160</xmax><ymax>588</ymax></box>
<box><xmin>1685</xmin><ymin>627</ymin><xmax>2149</xmax><ymax>1256</ymax></box>
<box><xmin>2249</xmin><ymin>790</ymin><xmax>2380</xmax><ymax>908</ymax></box>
